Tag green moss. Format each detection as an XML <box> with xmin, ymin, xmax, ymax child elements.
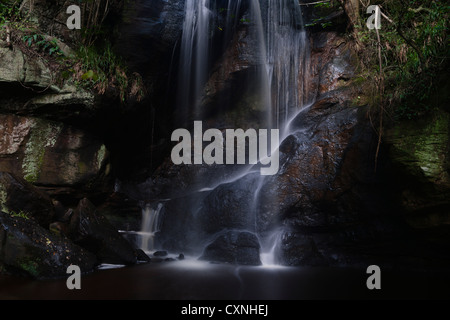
<box><xmin>412</xmin><ymin>114</ymin><xmax>449</xmax><ymax>179</ymax></box>
<box><xmin>19</xmin><ymin>258</ymin><xmax>40</xmax><ymax>278</ymax></box>
<box><xmin>388</xmin><ymin>110</ymin><xmax>450</xmax><ymax>184</ymax></box>
<box><xmin>22</xmin><ymin>119</ymin><xmax>62</xmax><ymax>183</ymax></box>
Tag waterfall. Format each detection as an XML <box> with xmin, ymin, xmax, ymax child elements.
<box><xmin>249</xmin><ymin>0</ymin><xmax>311</xmax><ymax>264</ymax></box>
<box><xmin>139</xmin><ymin>203</ymin><xmax>164</xmax><ymax>253</ymax></box>
<box><xmin>177</xmin><ymin>0</ymin><xmax>213</xmax><ymax>122</ymax></box>
<box><xmin>160</xmin><ymin>0</ymin><xmax>312</xmax><ymax>265</ymax></box>
<box><xmin>260</xmin><ymin>0</ymin><xmax>310</xmax><ymax>128</ymax></box>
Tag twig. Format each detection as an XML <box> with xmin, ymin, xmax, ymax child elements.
<box><xmin>379</xmin><ymin>6</ymin><xmax>426</xmax><ymax>67</ymax></box>
<box><xmin>380</xmin><ymin>11</ymin><xmax>394</xmax><ymax>24</ymax></box>
<box><xmin>408</xmin><ymin>7</ymin><xmax>432</xmax><ymax>14</ymax></box>
<box><xmin>359</xmin><ymin>0</ymin><xmax>370</xmax><ymax>8</ymax></box>
<box><xmin>299</xmin><ymin>0</ymin><xmax>330</xmax><ymax>5</ymax></box>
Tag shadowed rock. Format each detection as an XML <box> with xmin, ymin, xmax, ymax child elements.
<box><xmin>69</xmin><ymin>198</ymin><xmax>137</xmax><ymax>265</ymax></box>
<box><xmin>0</xmin><ymin>211</ymin><xmax>98</xmax><ymax>279</ymax></box>
<box><xmin>200</xmin><ymin>230</ymin><xmax>261</xmax><ymax>266</ymax></box>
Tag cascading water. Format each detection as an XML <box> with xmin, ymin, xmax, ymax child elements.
<box><xmin>177</xmin><ymin>0</ymin><xmax>213</xmax><ymax>122</ymax></box>
<box><xmin>245</xmin><ymin>0</ymin><xmax>313</xmax><ymax>265</ymax></box>
<box><xmin>264</xmin><ymin>0</ymin><xmax>311</xmax><ymax>128</ymax></box>
<box><xmin>139</xmin><ymin>203</ymin><xmax>164</xmax><ymax>253</ymax></box>
<box><xmin>145</xmin><ymin>0</ymin><xmax>313</xmax><ymax>266</ymax></box>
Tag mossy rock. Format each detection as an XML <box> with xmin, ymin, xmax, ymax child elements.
<box><xmin>385</xmin><ymin>110</ymin><xmax>450</xmax><ymax>188</ymax></box>
<box><xmin>0</xmin><ymin>211</ymin><xmax>98</xmax><ymax>279</ymax></box>
<box><xmin>384</xmin><ymin>109</ymin><xmax>450</xmax><ymax>226</ymax></box>
<box><xmin>0</xmin><ymin>171</ymin><xmax>55</xmax><ymax>228</ymax></box>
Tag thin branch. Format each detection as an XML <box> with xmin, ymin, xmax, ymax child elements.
<box><xmin>359</xmin><ymin>0</ymin><xmax>370</xmax><ymax>8</ymax></box>
<box><xmin>299</xmin><ymin>1</ymin><xmax>330</xmax><ymax>5</ymax></box>
<box><xmin>379</xmin><ymin>6</ymin><xmax>426</xmax><ymax>67</ymax></box>
<box><xmin>380</xmin><ymin>11</ymin><xmax>394</xmax><ymax>25</ymax></box>
<box><xmin>408</xmin><ymin>7</ymin><xmax>432</xmax><ymax>14</ymax></box>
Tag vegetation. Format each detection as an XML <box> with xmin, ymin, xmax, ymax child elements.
<box><xmin>351</xmin><ymin>0</ymin><xmax>449</xmax><ymax>120</ymax></box>
<box><xmin>325</xmin><ymin>0</ymin><xmax>449</xmax><ymax>168</ymax></box>
<box><xmin>72</xmin><ymin>43</ymin><xmax>128</xmax><ymax>100</ymax></box>
<box><xmin>0</xmin><ymin>0</ymin><xmax>144</xmax><ymax>103</ymax></box>
<box><xmin>22</xmin><ymin>33</ymin><xmax>63</xmax><ymax>57</ymax></box>
<box><xmin>8</xmin><ymin>210</ymin><xmax>31</xmax><ymax>220</ymax></box>
<box><xmin>0</xmin><ymin>0</ymin><xmax>21</xmax><ymax>26</ymax></box>
<box><xmin>304</xmin><ymin>0</ymin><xmax>337</xmax><ymax>29</ymax></box>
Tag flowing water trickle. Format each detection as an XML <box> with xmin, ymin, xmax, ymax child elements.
<box><xmin>139</xmin><ymin>203</ymin><xmax>164</xmax><ymax>253</ymax></box>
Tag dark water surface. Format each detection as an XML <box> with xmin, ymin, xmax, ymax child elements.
<box><xmin>0</xmin><ymin>260</ymin><xmax>449</xmax><ymax>300</ymax></box>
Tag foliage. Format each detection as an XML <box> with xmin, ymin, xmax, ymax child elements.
<box><xmin>72</xmin><ymin>42</ymin><xmax>127</xmax><ymax>99</ymax></box>
<box><xmin>8</xmin><ymin>210</ymin><xmax>31</xmax><ymax>220</ymax></box>
<box><xmin>73</xmin><ymin>0</ymin><xmax>125</xmax><ymax>46</ymax></box>
<box><xmin>304</xmin><ymin>0</ymin><xmax>340</xmax><ymax>29</ymax></box>
<box><xmin>353</xmin><ymin>0</ymin><xmax>449</xmax><ymax>120</ymax></box>
<box><xmin>22</xmin><ymin>34</ymin><xmax>63</xmax><ymax>57</ymax></box>
<box><xmin>1</xmin><ymin>1</ymin><xmax>143</xmax><ymax>103</ymax></box>
<box><xmin>0</xmin><ymin>0</ymin><xmax>20</xmax><ymax>26</ymax></box>
<box><xmin>70</xmin><ymin>42</ymin><xmax>144</xmax><ymax>102</ymax></box>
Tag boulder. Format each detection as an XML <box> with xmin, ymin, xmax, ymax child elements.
<box><xmin>384</xmin><ymin>109</ymin><xmax>450</xmax><ymax>227</ymax></box>
<box><xmin>153</xmin><ymin>250</ymin><xmax>168</xmax><ymax>257</ymax></box>
<box><xmin>0</xmin><ymin>171</ymin><xmax>55</xmax><ymax>228</ymax></box>
<box><xmin>135</xmin><ymin>249</ymin><xmax>151</xmax><ymax>262</ymax></box>
<box><xmin>68</xmin><ymin>198</ymin><xmax>137</xmax><ymax>265</ymax></box>
<box><xmin>0</xmin><ymin>211</ymin><xmax>98</xmax><ymax>279</ymax></box>
<box><xmin>0</xmin><ymin>114</ymin><xmax>111</xmax><ymax>200</ymax></box>
<box><xmin>200</xmin><ymin>231</ymin><xmax>261</xmax><ymax>266</ymax></box>
<box><xmin>0</xmin><ymin>46</ymin><xmax>51</xmax><ymax>88</ymax></box>
<box><xmin>0</xmin><ymin>46</ymin><xmax>95</xmax><ymax>116</ymax></box>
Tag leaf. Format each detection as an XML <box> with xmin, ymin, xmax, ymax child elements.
<box><xmin>81</xmin><ymin>70</ymin><xmax>98</xmax><ymax>81</ymax></box>
<box><xmin>82</xmin><ymin>70</ymin><xmax>94</xmax><ymax>80</ymax></box>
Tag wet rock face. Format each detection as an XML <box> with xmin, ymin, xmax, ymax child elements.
<box><xmin>0</xmin><ymin>114</ymin><xmax>111</xmax><ymax>200</ymax></box>
<box><xmin>384</xmin><ymin>109</ymin><xmax>450</xmax><ymax>227</ymax></box>
<box><xmin>117</xmin><ymin>0</ymin><xmax>186</xmax><ymax>77</ymax></box>
<box><xmin>149</xmin><ymin>27</ymin><xmax>384</xmax><ymax>265</ymax></box>
<box><xmin>0</xmin><ymin>211</ymin><xmax>98</xmax><ymax>279</ymax></box>
<box><xmin>200</xmin><ymin>230</ymin><xmax>261</xmax><ymax>266</ymax></box>
<box><xmin>198</xmin><ymin>176</ymin><xmax>261</xmax><ymax>235</ymax></box>
<box><xmin>277</xmin><ymin>232</ymin><xmax>327</xmax><ymax>267</ymax></box>
<box><xmin>0</xmin><ymin>175</ymin><xmax>141</xmax><ymax>277</ymax></box>
<box><xmin>0</xmin><ymin>172</ymin><xmax>55</xmax><ymax>228</ymax></box>
<box><xmin>68</xmin><ymin>198</ymin><xmax>138</xmax><ymax>265</ymax></box>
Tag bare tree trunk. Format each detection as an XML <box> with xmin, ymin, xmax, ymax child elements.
<box><xmin>338</xmin><ymin>0</ymin><xmax>360</xmax><ymax>27</ymax></box>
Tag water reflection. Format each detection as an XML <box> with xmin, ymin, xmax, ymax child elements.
<box><xmin>1</xmin><ymin>260</ymin><xmax>449</xmax><ymax>300</ymax></box>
